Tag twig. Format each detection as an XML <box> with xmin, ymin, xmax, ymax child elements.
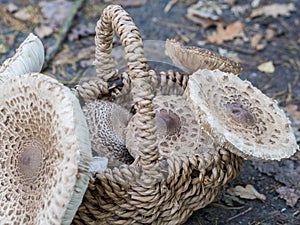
<box><xmin>43</xmin><ymin>0</ymin><xmax>85</xmax><ymax>70</ymax></box>
<box><xmin>221</xmin><ymin>43</ymin><xmax>256</xmax><ymax>55</ymax></box>
<box><xmin>226</xmin><ymin>207</ymin><xmax>253</xmax><ymax>223</ymax></box>
<box><xmin>210</xmin><ymin>203</ymin><xmax>244</xmax><ymax>210</ymax></box>
<box><xmin>286</xmin><ymin>83</ymin><xmax>293</xmax><ymax>105</ymax></box>
<box><xmin>164</xmin><ymin>0</ymin><xmax>179</xmax><ymax>13</ymax></box>
<box><xmin>59</xmin><ymin>70</ymin><xmax>83</xmax><ymax>85</ymax></box>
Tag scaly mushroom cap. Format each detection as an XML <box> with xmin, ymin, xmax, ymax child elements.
<box><xmin>82</xmin><ymin>100</ymin><xmax>134</xmax><ymax>168</ymax></box>
<box><xmin>186</xmin><ymin>69</ymin><xmax>298</xmax><ymax>160</ymax></box>
<box><xmin>0</xmin><ymin>73</ymin><xmax>91</xmax><ymax>224</ymax></box>
<box><xmin>0</xmin><ymin>33</ymin><xmax>44</xmax><ymax>84</ymax></box>
<box><xmin>126</xmin><ymin>95</ymin><xmax>218</xmax><ymax>159</ymax></box>
<box><xmin>165</xmin><ymin>39</ymin><xmax>242</xmax><ymax>75</ymax></box>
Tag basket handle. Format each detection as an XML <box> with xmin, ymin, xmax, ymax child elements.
<box><xmin>95</xmin><ymin>5</ymin><xmax>159</xmax><ymax>172</ymax></box>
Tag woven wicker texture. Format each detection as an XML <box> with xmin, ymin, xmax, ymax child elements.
<box><xmin>72</xmin><ymin>4</ymin><xmax>243</xmax><ymax>225</ymax></box>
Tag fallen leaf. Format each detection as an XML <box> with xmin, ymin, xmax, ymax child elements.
<box><xmin>0</xmin><ymin>44</ymin><xmax>8</xmax><ymax>54</ymax></box>
<box><xmin>39</xmin><ymin>0</ymin><xmax>75</xmax><ymax>27</ymax></box>
<box><xmin>257</xmin><ymin>61</ymin><xmax>275</xmax><ymax>73</ymax></box>
<box><xmin>252</xmin><ymin>160</ymin><xmax>300</xmax><ymax>189</ymax></box>
<box><xmin>285</xmin><ymin>104</ymin><xmax>300</xmax><ymax>142</ymax></box>
<box><xmin>13</xmin><ymin>7</ymin><xmax>32</xmax><ymax>21</ymax></box>
<box><xmin>227</xmin><ymin>184</ymin><xmax>266</xmax><ymax>201</ymax></box>
<box><xmin>207</xmin><ymin>21</ymin><xmax>244</xmax><ymax>44</ymax></box>
<box><xmin>5</xmin><ymin>3</ymin><xmax>18</xmax><ymax>13</ymax></box>
<box><xmin>285</xmin><ymin>105</ymin><xmax>300</xmax><ymax>123</ymax></box>
<box><xmin>68</xmin><ymin>23</ymin><xmax>95</xmax><ymax>41</ymax></box>
<box><xmin>250</xmin><ymin>33</ymin><xmax>265</xmax><ymax>50</ymax></box>
<box><xmin>187</xmin><ymin>8</ymin><xmax>223</xmax><ymax>28</ymax></box>
<box><xmin>114</xmin><ymin>0</ymin><xmax>147</xmax><ymax>7</ymax></box>
<box><xmin>276</xmin><ymin>186</ymin><xmax>300</xmax><ymax>207</ymax></box>
<box><xmin>251</xmin><ymin>3</ymin><xmax>296</xmax><ymax>18</ymax></box>
<box><xmin>265</xmin><ymin>28</ymin><xmax>276</xmax><ymax>41</ymax></box>
<box><xmin>34</xmin><ymin>25</ymin><xmax>54</xmax><ymax>38</ymax></box>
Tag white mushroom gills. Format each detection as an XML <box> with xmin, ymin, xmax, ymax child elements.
<box><xmin>0</xmin><ymin>73</ymin><xmax>91</xmax><ymax>225</ymax></box>
<box><xmin>0</xmin><ymin>33</ymin><xmax>44</xmax><ymax>84</ymax></box>
<box><xmin>185</xmin><ymin>69</ymin><xmax>298</xmax><ymax>160</ymax></box>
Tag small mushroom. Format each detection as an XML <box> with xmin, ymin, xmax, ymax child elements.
<box><xmin>165</xmin><ymin>39</ymin><xmax>242</xmax><ymax>75</ymax></box>
<box><xmin>185</xmin><ymin>69</ymin><xmax>298</xmax><ymax>160</ymax></box>
<box><xmin>126</xmin><ymin>94</ymin><xmax>217</xmax><ymax>159</ymax></box>
<box><xmin>0</xmin><ymin>73</ymin><xmax>91</xmax><ymax>224</ymax></box>
<box><xmin>82</xmin><ymin>100</ymin><xmax>134</xmax><ymax>168</ymax></box>
<box><xmin>0</xmin><ymin>33</ymin><xmax>44</xmax><ymax>84</ymax></box>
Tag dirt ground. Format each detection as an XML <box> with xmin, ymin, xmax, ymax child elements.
<box><xmin>1</xmin><ymin>0</ymin><xmax>300</xmax><ymax>224</ymax></box>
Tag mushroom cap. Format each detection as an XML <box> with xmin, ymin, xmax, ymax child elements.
<box><xmin>126</xmin><ymin>95</ymin><xmax>218</xmax><ymax>159</ymax></box>
<box><xmin>0</xmin><ymin>33</ymin><xmax>44</xmax><ymax>84</ymax></box>
<box><xmin>185</xmin><ymin>69</ymin><xmax>298</xmax><ymax>160</ymax></box>
<box><xmin>165</xmin><ymin>39</ymin><xmax>242</xmax><ymax>75</ymax></box>
<box><xmin>0</xmin><ymin>73</ymin><xmax>91</xmax><ymax>224</ymax></box>
<box><xmin>82</xmin><ymin>100</ymin><xmax>134</xmax><ymax>168</ymax></box>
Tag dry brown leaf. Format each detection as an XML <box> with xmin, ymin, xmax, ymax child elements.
<box><xmin>5</xmin><ymin>3</ymin><xmax>18</xmax><ymax>13</ymax></box>
<box><xmin>285</xmin><ymin>104</ymin><xmax>300</xmax><ymax>142</ymax></box>
<box><xmin>187</xmin><ymin>7</ymin><xmax>224</xmax><ymax>29</ymax></box>
<box><xmin>227</xmin><ymin>184</ymin><xmax>266</xmax><ymax>202</ymax></box>
<box><xmin>13</xmin><ymin>7</ymin><xmax>32</xmax><ymax>21</ymax></box>
<box><xmin>39</xmin><ymin>0</ymin><xmax>75</xmax><ymax>27</ymax></box>
<box><xmin>252</xmin><ymin>160</ymin><xmax>300</xmax><ymax>189</ymax></box>
<box><xmin>257</xmin><ymin>61</ymin><xmax>275</xmax><ymax>73</ymax></box>
<box><xmin>34</xmin><ymin>25</ymin><xmax>54</xmax><ymax>38</ymax></box>
<box><xmin>0</xmin><ymin>44</ymin><xmax>8</xmax><ymax>54</ymax></box>
<box><xmin>285</xmin><ymin>104</ymin><xmax>300</xmax><ymax>122</ymax></box>
<box><xmin>251</xmin><ymin>3</ymin><xmax>296</xmax><ymax>18</ymax></box>
<box><xmin>250</xmin><ymin>33</ymin><xmax>265</xmax><ymax>50</ymax></box>
<box><xmin>276</xmin><ymin>186</ymin><xmax>300</xmax><ymax>207</ymax></box>
<box><xmin>68</xmin><ymin>23</ymin><xmax>95</xmax><ymax>41</ymax></box>
<box><xmin>207</xmin><ymin>21</ymin><xmax>244</xmax><ymax>44</ymax></box>
<box><xmin>265</xmin><ymin>28</ymin><xmax>276</xmax><ymax>41</ymax></box>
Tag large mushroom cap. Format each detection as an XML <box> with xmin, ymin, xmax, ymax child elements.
<box><xmin>186</xmin><ymin>69</ymin><xmax>298</xmax><ymax>160</ymax></box>
<box><xmin>83</xmin><ymin>100</ymin><xmax>134</xmax><ymax>168</ymax></box>
<box><xmin>165</xmin><ymin>39</ymin><xmax>242</xmax><ymax>75</ymax></box>
<box><xmin>0</xmin><ymin>33</ymin><xmax>44</xmax><ymax>84</ymax></box>
<box><xmin>0</xmin><ymin>73</ymin><xmax>91</xmax><ymax>224</ymax></box>
<box><xmin>126</xmin><ymin>95</ymin><xmax>218</xmax><ymax>159</ymax></box>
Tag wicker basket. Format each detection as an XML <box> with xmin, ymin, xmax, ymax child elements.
<box><xmin>72</xmin><ymin>5</ymin><xmax>243</xmax><ymax>225</ymax></box>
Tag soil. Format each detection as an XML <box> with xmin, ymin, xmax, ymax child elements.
<box><xmin>0</xmin><ymin>0</ymin><xmax>300</xmax><ymax>224</ymax></box>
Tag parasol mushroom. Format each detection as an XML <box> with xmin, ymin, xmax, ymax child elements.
<box><xmin>82</xmin><ymin>100</ymin><xmax>134</xmax><ymax>168</ymax></box>
<box><xmin>0</xmin><ymin>73</ymin><xmax>91</xmax><ymax>224</ymax></box>
<box><xmin>126</xmin><ymin>94</ymin><xmax>218</xmax><ymax>160</ymax></box>
<box><xmin>185</xmin><ymin>69</ymin><xmax>298</xmax><ymax>160</ymax></box>
<box><xmin>0</xmin><ymin>33</ymin><xmax>44</xmax><ymax>84</ymax></box>
<box><xmin>165</xmin><ymin>39</ymin><xmax>242</xmax><ymax>75</ymax></box>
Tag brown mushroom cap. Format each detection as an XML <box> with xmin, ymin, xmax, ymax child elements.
<box><xmin>126</xmin><ymin>94</ymin><xmax>218</xmax><ymax>159</ymax></box>
<box><xmin>0</xmin><ymin>33</ymin><xmax>44</xmax><ymax>84</ymax></box>
<box><xmin>165</xmin><ymin>39</ymin><xmax>242</xmax><ymax>75</ymax></box>
<box><xmin>82</xmin><ymin>100</ymin><xmax>134</xmax><ymax>168</ymax></box>
<box><xmin>0</xmin><ymin>73</ymin><xmax>91</xmax><ymax>224</ymax></box>
<box><xmin>186</xmin><ymin>69</ymin><xmax>298</xmax><ymax>160</ymax></box>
